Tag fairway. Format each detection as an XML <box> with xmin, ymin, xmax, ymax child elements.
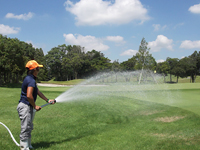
<box><xmin>1</xmin><ymin>83</ymin><xmax>200</xmax><ymax>149</ymax></box>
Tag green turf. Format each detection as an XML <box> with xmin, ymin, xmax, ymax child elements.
<box><xmin>1</xmin><ymin>83</ymin><xmax>200</xmax><ymax>149</ymax></box>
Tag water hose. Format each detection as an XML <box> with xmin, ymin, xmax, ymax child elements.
<box><xmin>0</xmin><ymin>122</ymin><xmax>20</xmax><ymax>146</ymax></box>
<box><xmin>41</xmin><ymin>99</ymin><xmax>56</xmax><ymax>108</ymax></box>
<box><xmin>0</xmin><ymin>100</ymin><xmax>56</xmax><ymax>147</ymax></box>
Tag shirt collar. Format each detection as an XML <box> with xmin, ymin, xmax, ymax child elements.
<box><xmin>28</xmin><ymin>74</ymin><xmax>37</xmax><ymax>80</ymax></box>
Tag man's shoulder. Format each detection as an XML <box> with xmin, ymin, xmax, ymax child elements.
<box><xmin>24</xmin><ymin>75</ymin><xmax>35</xmax><ymax>84</ymax></box>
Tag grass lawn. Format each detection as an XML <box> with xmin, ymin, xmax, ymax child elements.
<box><xmin>1</xmin><ymin>82</ymin><xmax>200</xmax><ymax>149</ymax></box>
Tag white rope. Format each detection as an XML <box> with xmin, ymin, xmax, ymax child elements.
<box><xmin>0</xmin><ymin>122</ymin><xmax>20</xmax><ymax>147</ymax></box>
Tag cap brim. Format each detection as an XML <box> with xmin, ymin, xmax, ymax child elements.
<box><xmin>38</xmin><ymin>65</ymin><xmax>43</xmax><ymax>67</ymax></box>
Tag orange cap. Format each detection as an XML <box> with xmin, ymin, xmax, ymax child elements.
<box><xmin>25</xmin><ymin>60</ymin><xmax>43</xmax><ymax>70</ymax></box>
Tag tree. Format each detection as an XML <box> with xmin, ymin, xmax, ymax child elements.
<box><xmin>121</xmin><ymin>57</ymin><xmax>137</xmax><ymax>71</ymax></box>
<box><xmin>134</xmin><ymin>38</ymin><xmax>155</xmax><ymax>70</ymax></box>
<box><xmin>166</xmin><ymin>57</ymin><xmax>179</xmax><ymax>82</ymax></box>
<box><xmin>121</xmin><ymin>58</ymin><xmax>137</xmax><ymax>82</ymax></box>
<box><xmin>171</xmin><ymin>60</ymin><xmax>185</xmax><ymax>83</ymax></box>
<box><xmin>85</xmin><ymin>50</ymin><xmax>111</xmax><ymax>74</ymax></box>
<box><xmin>179</xmin><ymin>57</ymin><xmax>196</xmax><ymax>83</ymax></box>
<box><xmin>35</xmin><ymin>48</ymin><xmax>47</xmax><ymax>81</ymax></box>
<box><xmin>66</xmin><ymin>45</ymin><xmax>85</xmax><ymax>79</ymax></box>
<box><xmin>188</xmin><ymin>51</ymin><xmax>200</xmax><ymax>82</ymax></box>
<box><xmin>70</xmin><ymin>53</ymin><xmax>84</xmax><ymax>79</ymax></box>
<box><xmin>0</xmin><ymin>34</ymin><xmax>47</xmax><ymax>84</ymax></box>
<box><xmin>62</xmin><ymin>57</ymin><xmax>73</xmax><ymax>81</ymax></box>
<box><xmin>111</xmin><ymin>60</ymin><xmax>121</xmax><ymax>82</ymax></box>
<box><xmin>134</xmin><ymin>38</ymin><xmax>157</xmax><ymax>83</ymax></box>
<box><xmin>45</xmin><ymin>45</ymin><xmax>67</xmax><ymax>81</ymax></box>
<box><xmin>156</xmin><ymin>61</ymin><xmax>170</xmax><ymax>82</ymax></box>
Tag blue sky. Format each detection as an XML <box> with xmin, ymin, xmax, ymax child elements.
<box><xmin>0</xmin><ymin>0</ymin><xmax>200</xmax><ymax>63</ymax></box>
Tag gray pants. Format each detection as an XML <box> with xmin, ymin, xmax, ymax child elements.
<box><xmin>17</xmin><ymin>102</ymin><xmax>34</xmax><ymax>141</ymax></box>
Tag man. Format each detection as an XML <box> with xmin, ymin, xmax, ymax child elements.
<box><xmin>17</xmin><ymin>60</ymin><xmax>55</xmax><ymax>150</ymax></box>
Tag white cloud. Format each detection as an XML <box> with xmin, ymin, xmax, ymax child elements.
<box><xmin>63</xmin><ymin>33</ymin><xmax>109</xmax><ymax>51</ymax></box>
<box><xmin>5</xmin><ymin>12</ymin><xmax>34</xmax><ymax>20</ymax></box>
<box><xmin>106</xmin><ymin>36</ymin><xmax>126</xmax><ymax>45</ymax></box>
<box><xmin>174</xmin><ymin>22</ymin><xmax>184</xmax><ymax>29</ymax></box>
<box><xmin>156</xmin><ymin>59</ymin><xmax>165</xmax><ymax>63</ymax></box>
<box><xmin>64</xmin><ymin>0</ymin><xmax>150</xmax><ymax>26</ymax></box>
<box><xmin>152</xmin><ymin>24</ymin><xmax>167</xmax><ymax>31</ymax></box>
<box><xmin>153</xmin><ymin>24</ymin><xmax>160</xmax><ymax>31</ymax></box>
<box><xmin>180</xmin><ymin>40</ymin><xmax>200</xmax><ymax>49</ymax></box>
<box><xmin>189</xmin><ymin>3</ymin><xmax>200</xmax><ymax>14</ymax></box>
<box><xmin>0</xmin><ymin>24</ymin><xmax>20</xmax><ymax>35</ymax></box>
<box><xmin>120</xmin><ymin>49</ymin><xmax>137</xmax><ymax>56</ymax></box>
<box><xmin>106</xmin><ymin>36</ymin><xmax>124</xmax><ymax>42</ymax></box>
<box><xmin>148</xmin><ymin>35</ymin><xmax>173</xmax><ymax>52</ymax></box>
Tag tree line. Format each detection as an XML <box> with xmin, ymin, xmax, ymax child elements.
<box><xmin>156</xmin><ymin>51</ymin><xmax>200</xmax><ymax>83</ymax></box>
<box><xmin>0</xmin><ymin>34</ymin><xmax>200</xmax><ymax>84</ymax></box>
<box><xmin>0</xmin><ymin>34</ymin><xmax>47</xmax><ymax>84</ymax></box>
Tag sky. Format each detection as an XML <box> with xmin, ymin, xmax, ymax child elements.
<box><xmin>0</xmin><ymin>0</ymin><xmax>200</xmax><ymax>63</ymax></box>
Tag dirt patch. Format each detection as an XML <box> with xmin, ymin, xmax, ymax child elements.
<box><xmin>140</xmin><ymin>110</ymin><xmax>164</xmax><ymax>116</ymax></box>
<box><xmin>150</xmin><ymin>133</ymin><xmax>185</xmax><ymax>139</ymax></box>
<box><xmin>150</xmin><ymin>133</ymin><xmax>200</xmax><ymax>145</ymax></box>
<box><xmin>154</xmin><ymin>116</ymin><xmax>185</xmax><ymax>122</ymax></box>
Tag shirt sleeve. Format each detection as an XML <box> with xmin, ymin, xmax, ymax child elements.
<box><xmin>27</xmin><ymin>79</ymin><xmax>36</xmax><ymax>88</ymax></box>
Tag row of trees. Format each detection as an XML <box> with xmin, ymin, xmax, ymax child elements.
<box><xmin>45</xmin><ymin>44</ymin><xmax>112</xmax><ymax>81</ymax></box>
<box><xmin>0</xmin><ymin>34</ymin><xmax>47</xmax><ymax>84</ymax></box>
<box><xmin>157</xmin><ymin>51</ymin><xmax>200</xmax><ymax>83</ymax></box>
<box><xmin>45</xmin><ymin>38</ymin><xmax>157</xmax><ymax>81</ymax></box>
<box><xmin>0</xmin><ymin>34</ymin><xmax>200</xmax><ymax>84</ymax></box>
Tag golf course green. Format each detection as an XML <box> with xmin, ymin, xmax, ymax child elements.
<box><xmin>0</xmin><ymin>82</ymin><xmax>200</xmax><ymax>149</ymax></box>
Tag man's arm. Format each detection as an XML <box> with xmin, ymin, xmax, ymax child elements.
<box><xmin>37</xmin><ymin>89</ymin><xmax>48</xmax><ymax>102</ymax></box>
<box><xmin>37</xmin><ymin>89</ymin><xmax>55</xmax><ymax>104</ymax></box>
<box><xmin>27</xmin><ymin>87</ymin><xmax>41</xmax><ymax>111</ymax></box>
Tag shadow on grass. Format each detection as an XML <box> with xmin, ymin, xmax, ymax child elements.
<box><xmin>33</xmin><ymin>132</ymin><xmax>94</xmax><ymax>149</ymax></box>
<box><xmin>165</xmin><ymin>81</ymin><xmax>177</xmax><ymax>84</ymax></box>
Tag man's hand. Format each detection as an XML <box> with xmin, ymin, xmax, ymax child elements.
<box><xmin>35</xmin><ymin>105</ymin><xmax>42</xmax><ymax>111</ymax></box>
<box><xmin>48</xmin><ymin>99</ymin><xmax>56</xmax><ymax>104</ymax></box>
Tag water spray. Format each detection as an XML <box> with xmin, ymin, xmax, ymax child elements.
<box><xmin>0</xmin><ymin>100</ymin><xmax>56</xmax><ymax>147</ymax></box>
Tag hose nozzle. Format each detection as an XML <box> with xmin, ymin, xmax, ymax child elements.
<box><xmin>50</xmin><ymin>99</ymin><xmax>56</xmax><ymax>104</ymax></box>
<box><xmin>49</xmin><ymin>99</ymin><xmax>56</xmax><ymax>104</ymax></box>
<box><xmin>41</xmin><ymin>99</ymin><xmax>56</xmax><ymax>108</ymax></box>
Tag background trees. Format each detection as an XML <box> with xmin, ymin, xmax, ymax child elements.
<box><xmin>156</xmin><ymin>61</ymin><xmax>170</xmax><ymax>82</ymax></box>
<box><xmin>0</xmin><ymin>35</ymin><xmax>45</xmax><ymax>84</ymax></box>
<box><xmin>1</xmin><ymin>34</ymin><xmax>200</xmax><ymax>84</ymax></box>
<box><xmin>120</xmin><ymin>57</ymin><xmax>136</xmax><ymax>71</ymax></box>
<box><xmin>166</xmin><ymin>57</ymin><xmax>179</xmax><ymax>82</ymax></box>
<box><xmin>45</xmin><ymin>45</ymin><xmax>111</xmax><ymax>81</ymax></box>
